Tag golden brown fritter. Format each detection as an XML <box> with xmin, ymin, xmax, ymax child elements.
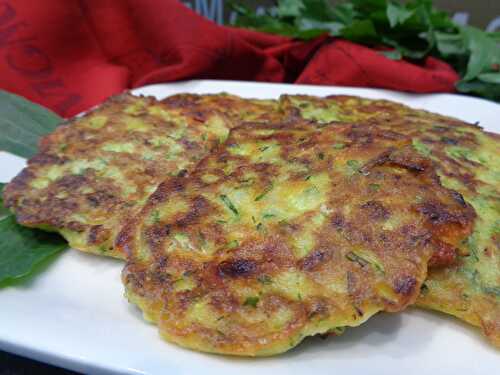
<box><xmin>118</xmin><ymin>121</ymin><xmax>474</xmax><ymax>356</ymax></box>
<box><xmin>3</xmin><ymin>93</ymin><xmax>233</xmax><ymax>258</ymax></box>
<box><xmin>282</xmin><ymin>94</ymin><xmax>500</xmax><ymax>347</ymax></box>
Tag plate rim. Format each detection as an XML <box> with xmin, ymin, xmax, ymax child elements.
<box><xmin>1</xmin><ymin>79</ymin><xmax>499</xmax><ymax>375</ymax></box>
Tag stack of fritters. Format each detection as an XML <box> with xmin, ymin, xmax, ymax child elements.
<box><xmin>3</xmin><ymin>91</ymin><xmax>499</xmax><ymax>355</ymax></box>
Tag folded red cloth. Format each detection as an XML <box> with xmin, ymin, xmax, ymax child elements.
<box><xmin>0</xmin><ymin>0</ymin><xmax>459</xmax><ymax>117</ymax></box>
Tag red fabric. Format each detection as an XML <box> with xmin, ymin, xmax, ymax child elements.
<box><xmin>296</xmin><ymin>40</ymin><xmax>459</xmax><ymax>92</ymax></box>
<box><xmin>0</xmin><ymin>0</ymin><xmax>459</xmax><ymax>117</ymax></box>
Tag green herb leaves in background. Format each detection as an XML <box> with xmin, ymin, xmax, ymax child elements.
<box><xmin>0</xmin><ymin>90</ymin><xmax>62</xmax><ymax>158</ymax></box>
<box><xmin>0</xmin><ymin>91</ymin><xmax>67</xmax><ymax>285</ymax></box>
<box><xmin>0</xmin><ymin>183</ymin><xmax>67</xmax><ymax>284</ymax></box>
<box><xmin>231</xmin><ymin>0</ymin><xmax>500</xmax><ymax>102</ymax></box>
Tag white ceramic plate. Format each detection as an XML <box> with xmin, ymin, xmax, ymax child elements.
<box><xmin>1</xmin><ymin>80</ymin><xmax>498</xmax><ymax>375</ymax></box>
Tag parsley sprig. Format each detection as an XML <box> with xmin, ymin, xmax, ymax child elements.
<box><xmin>231</xmin><ymin>0</ymin><xmax>500</xmax><ymax>101</ymax></box>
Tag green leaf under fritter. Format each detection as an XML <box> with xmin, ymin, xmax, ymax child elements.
<box><xmin>0</xmin><ymin>90</ymin><xmax>62</xmax><ymax>158</ymax></box>
<box><xmin>0</xmin><ymin>183</ymin><xmax>67</xmax><ymax>284</ymax></box>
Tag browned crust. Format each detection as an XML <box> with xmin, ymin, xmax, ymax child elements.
<box><xmin>118</xmin><ymin>120</ymin><xmax>475</xmax><ymax>356</ymax></box>
<box><xmin>3</xmin><ymin>93</ymin><xmax>242</xmax><ymax>258</ymax></box>
<box><xmin>281</xmin><ymin>94</ymin><xmax>500</xmax><ymax>348</ymax></box>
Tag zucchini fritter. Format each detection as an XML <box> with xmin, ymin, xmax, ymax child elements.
<box><xmin>3</xmin><ymin>93</ymin><xmax>233</xmax><ymax>258</ymax></box>
<box><xmin>282</xmin><ymin>94</ymin><xmax>500</xmax><ymax>347</ymax></box>
<box><xmin>118</xmin><ymin>121</ymin><xmax>474</xmax><ymax>356</ymax></box>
